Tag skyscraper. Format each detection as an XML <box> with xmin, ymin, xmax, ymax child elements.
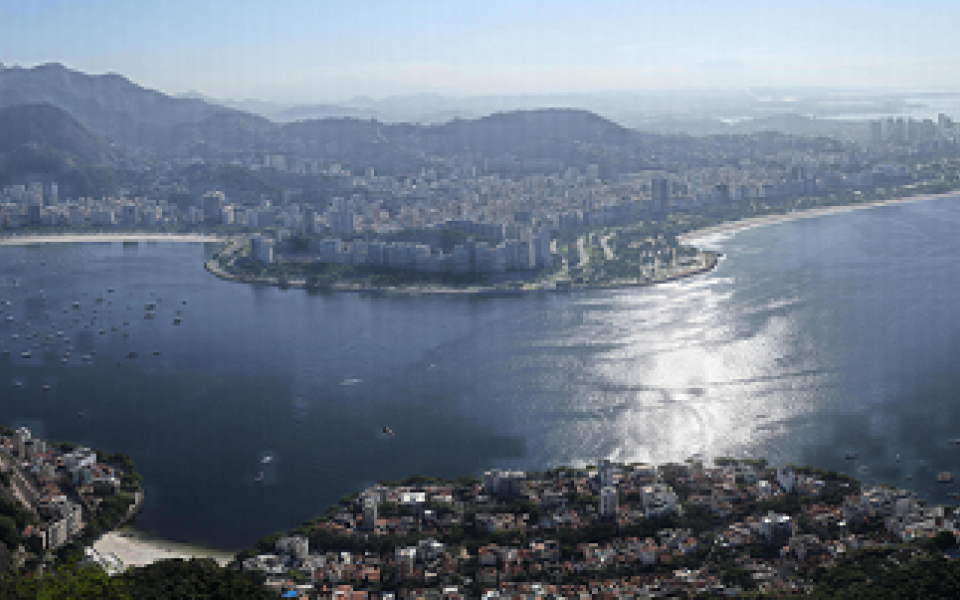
<box><xmin>202</xmin><ymin>191</ymin><xmax>226</xmax><ymax>224</ymax></box>
<box><xmin>651</xmin><ymin>178</ymin><xmax>670</xmax><ymax>214</ymax></box>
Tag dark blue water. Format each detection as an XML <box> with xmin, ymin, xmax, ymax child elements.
<box><xmin>2</xmin><ymin>197</ymin><xmax>960</xmax><ymax>548</ymax></box>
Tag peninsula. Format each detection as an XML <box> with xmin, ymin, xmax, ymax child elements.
<box><xmin>4</xmin><ymin>65</ymin><xmax>960</xmax><ymax>297</ymax></box>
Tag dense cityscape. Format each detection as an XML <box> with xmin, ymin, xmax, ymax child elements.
<box><xmin>6</xmin><ymin>56</ymin><xmax>960</xmax><ymax>597</ymax></box>
<box><xmin>2</xmin><ymin>72</ymin><xmax>960</xmax><ymax>292</ymax></box>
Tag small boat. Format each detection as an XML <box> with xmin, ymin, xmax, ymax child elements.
<box><xmin>382</xmin><ymin>426</ymin><xmax>395</xmax><ymax>437</ymax></box>
<box><xmin>952</xmin><ymin>439</ymin><xmax>960</xmax><ymax>446</ymax></box>
<box><xmin>261</xmin><ymin>456</ymin><xmax>273</xmax><ymax>465</ymax></box>
<box><xmin>153</xmin><ymin>350</ymin><xmax>161</xmax><ymax>355</ymax></box>
<box><xmin>73</xmin><ymin>302</ymin><xmax>80</xmax><ymax>309</ymax></box>
<box><xmin>21</xmin><ymin>351</ymin><xmax>31</xmax><ymax>359</ymax></box>
<box><xmin>78</xmin><ymin>412</ymin><xmax>85</xmax><ymax>418</ymax></box>
<box><xmin>99</xmin><ymin>329</ymin><xmax>106</xmax><ymax>334</ymax></box>
<box><xmin>254</xmin><ymin>471</ymin><xmax>264</xmax><ymax>484</ymax></box>
<box><xmin>144</xmin><ymin>312</ymin><xmax>155</xmax><ymax>319</ymax></box>
<box><xmin>145</xmin><ymin>303</ymin><xmax>157</xmax><ymax>311</ymax></box>
<box><xmin>172</xmin><ymin>318</ymin><xmax>182</xmax><ymax>325</ymax></box>
<box><xmin>127</xmin><ymin>351</ymin><xmax>138</xmax><ymax>358</ymax></box>
<box><xmin>108</xmin><ymin>288</ymin><xmax>114</xmax><ymax>293</ymax></box>
<box><xmin>845</xmin><ymin>452</ymin><xmax>858</xmax><ymax>460</ymax></box>
<box><xmin>81</xmin><ymin>355</ymin><xmax>92</xmax><ymax>362</ymax></box>
<box><xmin>41</xmin><ymin>385</ymin><xmax>49</xmax><ymax>391</ymax></box>
<box><xmin>14</xmin><ymin>381</ymin><xmax>22</xmax><ymax>387</ymax></box>
<box><xmin>938</xmin><ymin>472</ymin><xmax>954</xmax><ymax>483</ymax></box>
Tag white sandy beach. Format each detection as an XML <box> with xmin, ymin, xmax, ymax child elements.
<box><xmin>679</xmin><ymin>191</ymin><xmax>960</xmax><ymax>244</ymax></box>
<box><xmin>0</xmin><ymin>233</ymin><xmax>226</xmax><ymax>245</ymax></box>
<box><xmin>91</xmin><ymin>529</ymin><xmax>235</xmax><ymax>569</ymax></box>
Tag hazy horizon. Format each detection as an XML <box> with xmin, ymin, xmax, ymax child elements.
<box><xmin>4</xmin><ymin>0</ymin><xmax>960</xmax><ymax>104</ymax></box>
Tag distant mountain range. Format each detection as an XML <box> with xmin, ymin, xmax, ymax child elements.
<box><xmin>0</xmin><ymin>63</ymin><xmax>268</xmax><ymax>152</ymax></box>
<box><xmin>0</xmin><ymin>63</ymin><xmax>882</xmax><ymax>169</ymax></box>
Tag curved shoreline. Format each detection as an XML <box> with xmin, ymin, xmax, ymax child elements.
<box><xmin>91</xmin><ymin>527</ymin><xmax>235</xmax><ymax>569</ymax></box>
<box><xmin>0</xmin><ymin>233</ymin><xmax>226</xmax><ymax>245</ymax></box>
<box><xmin>679</xmin><ymin>190</ymin><xmax>960</xmax><ymax>245</ymax></box>
<box><xmin>203</xmin><ymin>255</ymin><xmax>720</xmax><ymax>297</ymax></box>
<box><xmin>3</xmin><ymin>189</ymin><xmax>956</xmax><ymax>295</ymax></box>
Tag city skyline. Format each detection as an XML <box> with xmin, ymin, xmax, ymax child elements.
<box><xmin>3</xmin><ymin>0</ymin><xmax>960</xmax><ymax>102</ymax></box>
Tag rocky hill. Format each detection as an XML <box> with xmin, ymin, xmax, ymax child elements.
<box><xmin>0</xmin><ymin>103</ymin><xmax>117</xmax><ymax>166</ymax></box>
<box><xmin>0</xmin><ymin>63</ymin><xmax>272</xmax><ymax>151</ymax></box>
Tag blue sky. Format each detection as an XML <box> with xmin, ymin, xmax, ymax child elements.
<box><xmin>2</xmin><ymin>0</ymin><xmax>960</xmax><ymax>101</ymax></box>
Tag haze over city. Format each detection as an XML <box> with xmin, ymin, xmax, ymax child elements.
<box><xmin>5</xmin><ymin>0</ymin><xmax>960</xmax><ymax>102</ymax></box>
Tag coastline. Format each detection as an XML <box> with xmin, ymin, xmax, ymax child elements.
<box><xmin>679</xmin><ymin>190</ymin><xmax>960</xmax><ymax>244</ymax></box>
<box><xmin>91</xmin><ymin>527</ymin><xmax>235</xmax><ymax>569</ymax></box>
<box><xmin>203</xmin><ymin>253</ymin><xmax>719</xmax><ymax>298</ymax></box>
<box><xmin>3</xmin><ymin>189</ymin><xmax>957</xmax><ymax>295</ymax></box>
<box><xmin>0</xmin><ymin>232</ymin><xmax>226</xmax><ymax>245</ymax></box>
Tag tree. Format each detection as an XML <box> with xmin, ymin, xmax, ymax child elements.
<box><xmin>0</xmin><ymin>564</ymin><xmax>132</xmax><ymax>599</ymax></box>
<box><xmin>928</xmin><ymin>530</ymin><xmax>958</xmax><ymax>553</ymax></box>
<box><xmin>121</xmin><ymin>558</ymin><xmax>273</xmax><ymax>599</ymax></box>
<box><xmin>0</xmin><ymin>515</ymin><xmax>21</xmax><ymax>549</ymax></box>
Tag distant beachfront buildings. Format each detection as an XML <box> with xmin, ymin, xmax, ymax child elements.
<box><xmin>250</xmin><ymin>234</ymin><xmax>275</xmax><ymax>264</ymax></box>
<box><xmin>302</xmin><ymin>228</ymin><xmax>552</xmax><ymax>274</ymax></box>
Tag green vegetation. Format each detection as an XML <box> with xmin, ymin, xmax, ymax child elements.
<box><xmin>247</xmin><ymin>260</ymin><xmax>492</xmax><ymax>289</ymax></box>
<box><xmin>0</xmin><ymin>558</ymin><xmax>273</xmax><ymax>599</ymax></box>
<box><xmin>808</xmin><ymin>549</ymin><xmax>960</xmax><ymax>598</ymax></box>
<box><xmin>0</xmin><ymin>563</ymin><xmax>132</xmax><ymax>599</ymax></box>
<box><xmin>181</xmin><ymin>164</ymin><xmax>280</xmax><ymax>202</ymax></box>
<box><xmin>0</xmin><ymin>496</ymin><xmax>37</xmax><ymax>551</ymax></box>
<box><xmin>81</xmin><ymin>493</ymin><xmax>136</xmax><ymax>543</ymax></box>
<box><xmin>121</xmin><ymin>558</ymin><xmax>273</xmax><ymax>599</ymax></box>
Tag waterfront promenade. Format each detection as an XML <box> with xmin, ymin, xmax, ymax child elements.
<box><xmin>0</xmin><ymin>232</ymin><xmax>226</xmax><ymax>245</ymax></box>
<box><xmin>679</xmin><ymin>191</ymin><xmax>960</xmax><ymax>244</ymax></box>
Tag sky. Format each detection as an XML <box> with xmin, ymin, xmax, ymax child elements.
<box><xmin>2</xmin><ymin>0</ymin><xmax>960</xmax><ymax>102</ymax></box>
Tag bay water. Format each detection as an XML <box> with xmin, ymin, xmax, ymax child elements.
<box><xmin>2</xmin><ymin>196</ymin><xmax>960</xmax><ymax>548</ymax></box>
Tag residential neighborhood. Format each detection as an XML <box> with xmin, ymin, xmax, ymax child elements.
<box><xmin>237</xmin><ymin>459</ymin><xmax>960</xmax><ymax>598</ymax></box>
<box><xmin>0</xmin><ymin>427</ymin><xmax>142</xmax><ymax>573</ymax></box>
